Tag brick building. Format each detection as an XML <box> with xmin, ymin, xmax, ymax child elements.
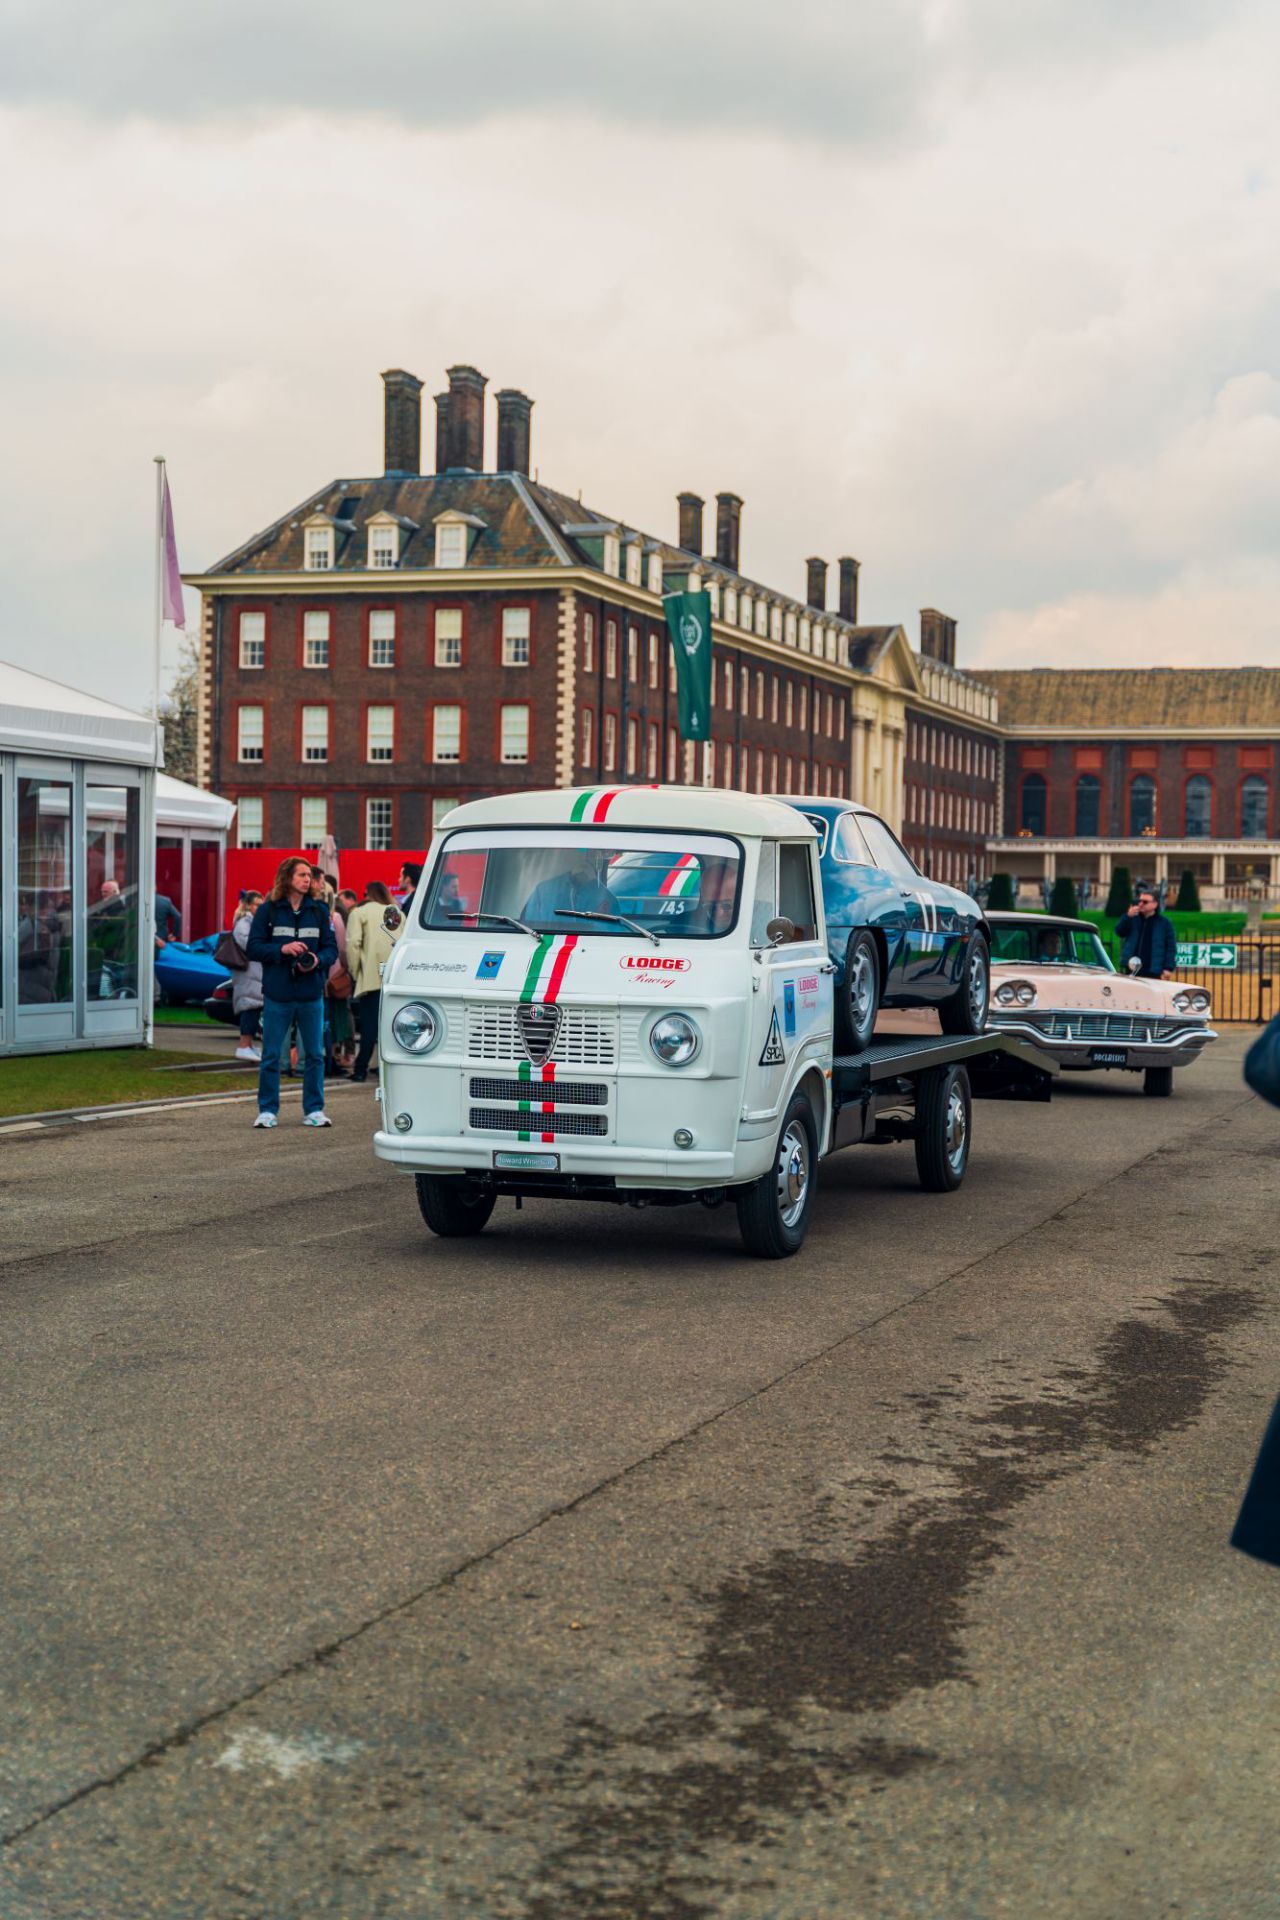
<box><xmin>189</xmin><ymin>364</ymin><xmax>913</xmax><ymax>857</ymax></box>
<box><xmin>900</xmin><ymin>609</ymin><xmax>1002</xmax><ymax>889</ymax></box>
<box><xmin>977</xmin><ymin>668</ymin><xmax>1280</xmax><ymax>905</ymax></box>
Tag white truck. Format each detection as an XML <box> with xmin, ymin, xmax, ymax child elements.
<box><xmin>373</xmin><ymin>787</ymin><xmax>1051</xmax><ymax>1257</ymax></box>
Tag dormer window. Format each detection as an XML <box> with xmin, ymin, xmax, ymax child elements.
<box><xmin>304</xmin><ymin>525</ymin><xmax>334</xmax><ymax>571</ymax></box>
<box><xmin>706</xmin><ymin>580</ymin><xmax>720</xmax><ymax>617</ymax></box>
<box><xmin>625</xmin><ymin>538</ymin><xmax>642</xmax><ymax>586</ymax></box>
<box><xmin>368</xmin><ymin>524</ymin><xmax>399</xmax><ymax>569</ymax></box>
<box><xmin>799</xmin><ymin>617</ymin><xmax>810</xmax><ymax>652</ymax></box>
<box><xmin>646</xmin><ymin>550</ymin><xmax>663</xmax><ymax>595</ymax></box>
<box><xmin>784</xmin><ymin>610</ymin><xmax>797</xmax><ymax>646</ymax></box>
<box><xmin>436</xmin><ymin>523</ymin><xmax>466</xmax><ymax>567</ymax></box>
<box><xmin>739</xmin><ymin>592</ymin><xmax>753</xmax><ymax>631</ymax></box>
<box><xmin>772</xmin><ymin>606</ymin><xmax>785</xmax><ymax>643</ymax></box>
<box><xmin>724</xmin><ymin>586</ymin><xmax>738</xmax><ymax>625</ymax></box>
<box><xmin>603</xmin><ymin>533</ymin><xmax>621</xmax><ymax>577</ymax></box>
<box><xmin>755</xmin><ymin>600</ymin><xmax>769</xmax><ymax>638</ymax></box>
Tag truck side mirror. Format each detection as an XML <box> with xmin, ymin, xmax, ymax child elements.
<box><xmin>766</xmin><ymin>916</ymin><xmax>796</xmax><ymax>947</ymax></box>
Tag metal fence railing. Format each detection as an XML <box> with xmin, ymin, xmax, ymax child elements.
<box><xmin>1170</xmin><ymin>940</ymin><xmax>1280</xmax><ymax>1023</ymax></box>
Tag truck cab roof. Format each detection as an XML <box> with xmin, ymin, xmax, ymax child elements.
<box><xmin>436</xmin><ymin>786</ymin><xmax>818</xmax><ymax>839</ymax></box>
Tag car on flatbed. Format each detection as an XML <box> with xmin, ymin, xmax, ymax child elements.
<box><xmin>776</xmin><ymin>797</ymin><xmax>991</xmax><ymax>1052</ymax></box>
<box><xmin>985</xmin><ymin>910</ymin><xmax>1216</xmax><ymax>1096</ymax></box>
<box><xmin>373</xmin><ymin>787</ymin><xmax>1051</xmax><ymax>1257</ymax></box>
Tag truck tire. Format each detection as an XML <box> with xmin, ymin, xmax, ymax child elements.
<box><xmin>736</xmin><ymin>1093</ymin><xmax>818</xmax><ymax>1258</ymax></box>
<box><xmin>415</xmin><ymin>1175</ymin><xmax>496</xmax><ymax>1238</ymax></box>
<box><xmin>834</xmin><ymin>931</ymin><xmax>880</xmax><ymax>1054</ymax></box>
<box><xmin>939</xmin><ymin>932</ymin><xmax>990</xmax><ymax>1036</ymax></box>
<box><xmin>1143</xmin><ymin>1066</ymin><xmax>1174</xmax><ymax>1098</ymax></box>
<box><xmin>914</xmin><ymin>1064</ymin><xmax>972</xmax><ymax>1192</ymax></box>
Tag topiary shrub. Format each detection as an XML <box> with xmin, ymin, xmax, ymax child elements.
<box><xmin>1105</xmin><ymin>865</ymin><xmax>1133</xmax><ymax>918</ymax></box>
<box><xmin>1175</xmin><ymin>868</ymin><xmax>1201</xmax><ymax>913</ymax></box>
<box><xmin>1049</xmin><ymin>875</ymin><xmax>1080</xmax><ymax>918</ymax></box>
<box><xmin>986</xmin><ymin>871</ymin><xmax>1016</xmax><ymax>910</ymax></box>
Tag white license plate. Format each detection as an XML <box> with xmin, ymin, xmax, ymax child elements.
<box><xmin>1089</xmin><ymin>1048</ymin><xmax>1128</xmax><ymax>1067</ymax></box>
<box><xmin>493</xmin><ymin>1150</ymin><xmax>560</xmax><ymax>1171</ymax></box>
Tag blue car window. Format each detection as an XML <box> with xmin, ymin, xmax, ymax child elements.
<box><xmin>831</xmin><ymin>813</ymin><xmax>873</xmax><ymax>864</ymax></box>
<box><xmin>859</xmin><ymin>814</ymin><xmax>919</xmax><ymax>882</ymax></box>
<box><xmin>799</xmin><ymin>812</ymin><xmax>829</xmax><ymax>856</ymax></box>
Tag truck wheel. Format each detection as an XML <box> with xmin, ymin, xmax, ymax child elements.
<box><xmin>834</xmin><ymin>932</ymin><xmax>880</xmax><ymax>1054</ymax></box>
<box><xmin>914</xmin><ymin>1064</ymin><xmax>972</xmax><ymax>1192</ymax></box>
<box><xmin>736</xmin><ymin>1094</ymin><xmax>817</xmax><ymax>1258</ymax></box>
<box><xmin>1143</xmin><ymin>1066</ymin><xmax>1174</xmax><ymax>1098</ymax></box>
<box><xmin>415</xmin><ymin>1175</ymin><xmax>496</xmax><ymax>1238</ymax></box>
<box><xmin>939</xmin><ymin>933</ymin><xmax>990</xmax><ymax>1036</ymax></box>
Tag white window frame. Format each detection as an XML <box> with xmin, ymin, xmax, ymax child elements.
<box><xmin>739</xmin><ymin>593</ymin><xmax>753</xmax><ymax>632</ymax></box>
<box><xmin>602</xmin><ymin>533</ymin><xmax>621</xmax><ymax>577</ymax></box>
<box><xmin>236</xmin><ymin>795</ymin><xmax>264</xmax><ymax>847</ymax></box>
<box><xmin>301</xmin><ymin>705</ymin><xmax>329</xmax><ymax>763</ymax></box>
<box><xmin>238</xmin><ymin>611</ymin><xmax>265</xmax><ymax>670</ymax></box>
<box><xmin>435</xmin><ymin>521</ymin><xmax>468</xmax><ymax>568</ymax></box>
<box><xmin>434</xmin><ymin>608</ymin><xmax>462</xmax><ymax>668</ymax></box>
<box><xmin>366</xmin><ymin>704</ymin><xmax>395</xmax><ymax>763</ymax></box>
<box><xmin>366</xmin><ymin>798</ymin><xmax>393</xmax><ymax>853</ymax></box>
<box><xmin>500</xmin><ymin>703</ymin><xmax>529</xmax><ymax>765</ymax></box>
<box><xmin>300</xmin><ymin>796</ymin><xmax>328</xmax><ymax>845</ymax></box>
<box><xmin>756</xmin><ymin>601</ymin><xmax>769</xmax><ymax>638</ymax></box>
<box><xmin>432</xmin><ymin>704</ymin><xmax>462</xmax><ymax>764</ymax></box>
<box><xmin>502</xmin><ymin>606</ymin><xmax>531</xmax><ymax>668</ymax></box>
<box><xmin>582</xmin><ymin>613</ymin><xmax>595</xmax><ymax>673</ymax></box>
<box><xmin>304</xmin><ymin>526</ymin><xmax>334</xmax><ymax>571</ymax></box>
<box><xmin>368</xmin><ymin>608</ymin><xmax>396</xmax><ymax>668</ymax></box>
<box><xmin>605</xmin><ymin>622</ymin><xmax>618</xmax><ymax>679</ymax></box>
<box><xmin>604</xmin><ymin>711</ymin><xmax>618</xmax><ymax>772</ymax></box>
<box><xmin>625</xmin><ymin>540</ymin><xmax>642</xmax><ymax>586</ymax></box>
<box><xmin>431</xmin><ymin>798</ymin><xmax>459</xmax><ymax>832</ymax></box>
<box><xmin>647</xmin><ymin>552</ymin><xmax>663</xmax><ymax>595</ymax></box>
<box><xmin>303</xmin><ymin>609</ymin><xmax>330</xmax><ymax>669</ymax></box>
<box><xmin>238</xmin><ymin>706</ymin><xmax>264</xmax><ymax>763</ymax></box>
<box><xmin>368</xmin><ymin>524</ymin><xmax>399</xmax><ymax>569</ymax></box>
<box><xmin>581</xmin><ymin>707</ymin><xmax>594</xmax><ymax>765</ymax></box>
<box><xmin>724</xmin><ymin>586</ymin><xmax>738</xmax><ymax>625</ymax></box>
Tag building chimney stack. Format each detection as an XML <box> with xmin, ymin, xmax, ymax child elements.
<box><xmin>838</xmin><ymin>556</ymin><xmax>861</xmax><ymax>624</ymax></box>
<box><xmin>443</xmin><ymin>364</ymin><xmax>488</xmax><ymax>471</ymax></box>
<box><xmin>715</xmin><ymin>492</ymin><xmax>743</xmax><ymax>573</ymax></box>
<box><xmin>495</xmin><ymin>389</ymin><xmax>533</xmax><ymax>476</ymax></box>
<box><xmin>381</xmin><ymin>368</ymin><xmax>423</xmax><ymax>476</ymax></box>
<box><xmin>433</xmin><ymin>392</ymin><xmax>450</xmax><ymax>473</ymax></box>
<box><xmin>805</xmin><ymin>556</ymin><xmax>828</xmax><ymax>611</ymax></box>
<box><xmin>920</xmin><ymin>607</ymin><xmax>957</xmax><ymax>667</ymax></box>
<box><xmin>677</xmin><ymin>492</ymin><xmax>704</xmax><ymax>554</ymax></box>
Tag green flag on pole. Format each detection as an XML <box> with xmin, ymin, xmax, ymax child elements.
<box><xmin>663</xmin><ymin>589</ymin><xmax>713</xmax><ymax>742</ymax></box>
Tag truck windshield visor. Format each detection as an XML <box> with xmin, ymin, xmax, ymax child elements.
<box><xmin>422</xmin><ymin>829</ymin><xmax>743</xmax><ymax>939</ymax></box>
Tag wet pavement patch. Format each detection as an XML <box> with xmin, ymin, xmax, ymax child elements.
<box><xmin>513</xmin><ymin>1277</ymin><xmax>1264</xmax><ymax>1920</ymax></box>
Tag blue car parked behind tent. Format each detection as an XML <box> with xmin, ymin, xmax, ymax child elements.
<box><xmin>775</xmin><ymin>798</ymin><xmax>991</xmax><ymax>1053</ymax></box>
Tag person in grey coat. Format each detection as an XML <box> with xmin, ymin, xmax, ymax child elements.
<box><xmin>232</xmin><ymin>890</ymin><xmax>264</xmax><ymax>1061</ymax></box>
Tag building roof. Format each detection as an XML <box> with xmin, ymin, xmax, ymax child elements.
<box><xmin>0</xmin><ymin>659</ymin><xmax>162</xmax><ymax>766</ymax></box>
<box><xmin>975</xmin><ymin>667</ymin><xmax>1280</xmax><ymax>731</ymax></box>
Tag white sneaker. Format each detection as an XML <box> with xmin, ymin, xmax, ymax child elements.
<box><xmin>253</xmin><ymin>1111</ymin><xmax>278</xmax><ymax>1129</ymax></box>
<box><xmin>302</xmin><ymin>1111</ymin><xmax>332</xmax><ymax>1128</ymax></box>
<box><xmin>236</xmin><ymin>1045</ymin><xmax>262</xmax><ymax>1062</ymax></box>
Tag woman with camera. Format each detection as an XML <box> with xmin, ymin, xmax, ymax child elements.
<box><xmin>246</xmin><ymin>857</ymin><xmax>339</xmax><ymax>1129</ymax></box>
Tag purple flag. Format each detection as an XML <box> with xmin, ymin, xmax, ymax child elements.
<box><xmin>160</xmin><ymin>468</ymin><xmax>185</xmax><ymax>628</ymax></box>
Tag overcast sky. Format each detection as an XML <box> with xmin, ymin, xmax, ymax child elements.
<box><xmin>3</xmin><ymin>0</ymin><xmax>1278</xmax><ymax>710</ymax></box>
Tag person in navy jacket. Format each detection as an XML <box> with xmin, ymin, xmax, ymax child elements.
<box><xmin>1114</xmin><ymin>885</ymin><xmax>1177</xmax><ymax>978</ymax></box>
<box><xmin>246</xmin><ymin>856</ymin><xmax>338</xmax><ymax>1129</ymax></box>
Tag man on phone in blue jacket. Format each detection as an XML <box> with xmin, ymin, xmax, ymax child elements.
<box><xmin>1115</xmin><ymin>884</ymin><xmax>1177</xmax><ymax>979</ymax></box>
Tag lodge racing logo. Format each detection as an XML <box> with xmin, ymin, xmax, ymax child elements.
<box><xmin>620</xmin><ymin>953</ymin><xmax>691</xmax><ymax>989</ymax></box>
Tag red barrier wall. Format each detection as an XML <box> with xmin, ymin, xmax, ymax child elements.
<box><xmin>222</xmin><ymin>848</ymin><xmax>426</xmax><ymax>925</ymax></box>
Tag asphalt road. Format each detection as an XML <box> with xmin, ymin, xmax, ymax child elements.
<box><xmin>2</xmin><ymin>1036</ymin><xmax>1277</xmax><ymax>1919</ymax></box>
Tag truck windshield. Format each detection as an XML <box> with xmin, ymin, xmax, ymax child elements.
<box><xmin>422</xmin><ymin>830</ymin><xmax>743</xmax><ymax>939</ymax></box>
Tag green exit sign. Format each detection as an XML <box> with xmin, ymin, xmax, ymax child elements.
<box><xmin>1176</xmin><ymin>942</ymin><xmax>1238</xmax><ymax>969</ymax></box>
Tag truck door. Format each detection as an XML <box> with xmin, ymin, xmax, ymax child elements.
<box><xmin>747</xmin><ymin>839</ymin><xmax>834</xmax><ymax>1121</ymax></box>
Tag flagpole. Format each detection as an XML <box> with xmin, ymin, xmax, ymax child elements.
<box><xmin>153</xmin><ymin>455</ymin><xmax>165</xmax><ymax>730</ymax></box>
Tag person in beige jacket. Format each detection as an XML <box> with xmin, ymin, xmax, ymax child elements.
<box><xmin>345</xmin><ymin>880</ymin><xmax>406</xmax><ymax>1081</ymax></box>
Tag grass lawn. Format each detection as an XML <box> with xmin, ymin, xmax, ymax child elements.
<box><xmin>154</xmin><ymin>1004</ymin><xmax>219</xmax><ymax>1027</ymax></box>
<box><xmin>0</xmin><ymin>1047</ymin><xmax>255</xmax><ymax>1119</ymax></box>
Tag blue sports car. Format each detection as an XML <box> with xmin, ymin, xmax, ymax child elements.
<box><xmin>154</xmin><ymin>934</ymin><xmax>232</xmax><ymax>1006</ymax></box>
<box><xmin>777</xmin><ymin>798</ymin><xmax>991</xmax><ymax>1053</ymax></box>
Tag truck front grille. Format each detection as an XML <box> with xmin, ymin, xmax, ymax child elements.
<box><xmin>469</xmin><ymin>1076</ymin><xmax>608</xmax><ymax>1107</ymax></box>
<box><xmin>469</xmin><ymin>1108</ymin><xmax>608</xmax><ymax>1137</ymax></box>
<box><xmin>465</xmin><ymin>1001</ymin><xmax>618</xmax><ymax>1068</ymax></box>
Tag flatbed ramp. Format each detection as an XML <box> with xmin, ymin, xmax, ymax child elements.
<box><xmin>832</xmin><ymin>1030</ymin><xmax>1056</xmax><ymax>1104</ymax></box>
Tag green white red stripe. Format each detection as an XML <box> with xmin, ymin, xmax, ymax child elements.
<box><xmin>569</xmin><ymin>784</ymin><xmax>658</xmax><ymax>824</ymax></box>
<box><xmin>516</xmin><ymin>934</ymin><xmax>579</xmax><ymax>1140</ymax></box>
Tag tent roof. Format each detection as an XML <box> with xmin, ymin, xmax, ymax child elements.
<box><xmin>156</xmin><ymin>772</ymin><xmax>236</xmax><ymax>832</ymax></box>
<box><xmin>0</xmin><ymin>658</ymin><xmax>162</xmax><ymax>766</ymax></box>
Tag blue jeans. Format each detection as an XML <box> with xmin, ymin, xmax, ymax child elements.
<box><xmin>259</xmin><ymin>998</ymin><xmax>325</xmax><ymax>1116</ymax></box>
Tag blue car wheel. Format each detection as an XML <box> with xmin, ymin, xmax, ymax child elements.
<box><xmin>835</xmin><ymin>931</ymin><xmax>880</xmax><ymax>1054</ymax></box>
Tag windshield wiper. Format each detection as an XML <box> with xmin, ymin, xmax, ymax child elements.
<box><xmin>447</xmin><ymin>911</ymin><xmax>539</xmax><ymax>939</ymax></box>
<box><xmin>555</xmin><ymin>908</ymin><xmax>660</xmax><ymax>946</ymax></box>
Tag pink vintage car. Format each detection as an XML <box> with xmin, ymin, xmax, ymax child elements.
<box><xmin>986</xmin><ymin>911</ymin><xmax>1216</xmax><ymax>1096</ymax></box>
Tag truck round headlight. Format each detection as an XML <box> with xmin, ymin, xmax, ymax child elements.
<box><xmin>649</xmin><ymin>1012</ymin><xmax>701</xmax><ymax>1066</ymax></box>
<box><xmin>1172</xmin><ymin>991</ymin><xmax>1192</xmax><ymax>1012</ymax></box>
<box><xmin>391</xmin><ymin>1001</ymin><xmax>442</xmax><ymax>1054</ymax></box>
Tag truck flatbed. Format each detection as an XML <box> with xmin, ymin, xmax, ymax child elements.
<box><xmin>832</xmin><ymin>1030</ymin><xmax>1056</xmax><ymax>1103</ymax></box>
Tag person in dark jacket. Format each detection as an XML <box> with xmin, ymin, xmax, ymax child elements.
<box><xmin>246</xmin><ymin>856</ymin><xmax>338</xmax><ymax>1129</ymax></box>
<box><xmin>1232</xmin><ymin>1013</ymin><xmax>1280</xmax><ymax>1566</ymax></box>
<box><xmin>1114</xmin><ymin>885</ymin><xmax>1176</xmax><ymax>978</ymax></box>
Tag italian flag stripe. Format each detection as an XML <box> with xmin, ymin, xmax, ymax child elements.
<box><xmin>541</xmin><ymin>934</ymin><xmax>579</xmax><ymax>1004</ymax></box>
<box><xmin>520</xmin><ymin>935</ymin><xmax>554</xmax><ymax>1002</ymax></box>
<box><xmin>517</xmin><ymin>1058</ymin><xmax>532</xmax><ymax>1142</ymax></box>
<box><xmin>591</xmin><ymin>788</ymin><xmax>621</xmax><ymax>821</ymax></box>
<box><xmin>569</xmin><ymin>790</ymin><xmax>595</xmax><ymax>822</ymax></box>
<box><xmin>659</xmin><ymin>853</ymin><xmax>698</xmax><ymax>897</ymax></box>
<box><xmin>541</xmin><ymin>1059</ymin><xmax>556</xmax><ymax>1143</ymax></box>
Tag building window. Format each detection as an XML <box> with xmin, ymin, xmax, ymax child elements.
<box><xmin>237</xmin><ymin>795</ymin><xmax>263</xmax><ymax>848</ymax></box>
<box><xmin>626</xmin><ymin>715</ymin><xmax>638</xmax><ymax>775</ymax></box>
<box><xmin>435</xmin><ymin>609</ymin><xmax>462</xmax><ymax>668</ymax></box>
<box><xmin>604</xmin><ymin>712</ymin><xmax>618</xmax><ymax>772</ymax></box>
<box><xmin>647</xmin><ymin>722</ymin><xmax>659</xmax><ymax>779</ymax></box>
<box><xmin>239</xmin><ymin>611</ymin><xmax>265</xmax><ymax>669</ymax></box>
<box><xmin>799</xmin><ymin>617</ymin><xmax>810</xmax><ymax>652</ymax></box>
<box><xmin>366</xmin><ymin>799</ymin><xmax>393</xmax><ymax>852</ymax></box>
<box><xmin>238</xmin><ymin>706</ymin><xmax>264</xmax><ymax>762</ymax></box>
<box><xmin>582</xmin><ymin>613</ymin><xmax>595</xmax><ymax>674</ymax></box>
<box><xmin>723</xmin><ymin>660</ymin><xmax>734</xmax><ymax>710</ymax></box>
<box><xmin>625</xmin><ymin>540</ymin><xmax>642</xmax><ymax>586</ymax></box>
<box><xmin>581</xmin><ymin>707</ymin><xmax>594</xmax><ymax>766</ymax></box>
<box><xmin>799</xmin><ymin>685</ymin><xmax>808</xmax><ymax>730</ymax></box>
<box><xmin>647</xmin><ymin>551</ymin><xmax>663</xmax><ymax>595</ymax></box>
<box><xmin>757</xmin><ymin>602</ymin><xmax>770</xmax><ymax>639</ymax></box>
<box><xmin>1129</xmin><ymin>774</ymin><xmax>1156</xmax><ymax>835</ymax></box>
<box><xmin>433</xmin><ymin>705</ymin><xmax>462</xmax><ymax>763</ymax></box>
<box><xmin>366</xmin><ymin>705</ymin><xmax>395</xmax><ymax>763</ymax></box>
<box><xmin>368</xmin><ymin>524</ymin><xmax>399</xmax><ymax>569</ymax></box>
<box><xmin>784</xmin><ymin>611</ymin><xmax>796</xmax><ymax>646</ymax></box>
<box><xmin>648</xmin><ymin>632</ymin><xmax>660</xmax><ymax>689</ymax></box>
<box><xmin>724</xmin><ymin>586</ymin><xmax>738</xmax><ymax>625</ymax></box>
<box><xmin>785</xmin><ymin>683</ymin><xmax>794</xmax><ymax>728</ymax></box>
<box><xmin>667</xmin><ymin>727</ymin><xmax>678</xmax><ymax>782</ymax></box>
<box><xmin>501</xmin><ymin>606</ymin><xmax>531</xmax><ymax>667</ymax></box>
<box><xmin>770</xmin><ymin>676</ymin><xmax>779</xmax><ymax>724</ymax></box>
<box><xmin>431</xmin><ymin>797</ymin><xmax>458</xmax><ymax>831</ymax></box>
<box><xmin>1020</xmin><ymin>771</ymin><xmax>1046</xmax><ymax>835</ymax></box>
<box><xmin>755</xmin><ymin>671</ymin><xmax>764</xmax><ymax>719</ymax></box>
<box><xmin>500</xmin><ymin>704</ymin><xmax>529</xmax><ymax>764</ymax></box>
<box><xmin>603</xmin><ymin>533</ymin><xmax>621</xmax><ymax>577</ymax></box>
<box><xmin>435</xmin><ymin>521</ymin><xmax>468</xmax><ymax>568</ymax></box>
<box><xmin>303</xmin><ymin>610</ymin><xmax>330</xmax><ymax>669</ymax></box>
<box><xmin>369</xmin><ymin>609</ymin><xmax>396</xmax><ymax>668</ymax></box>
<box><xmin>1184</xmin><ymin>774</ymin><xmax>1212</xmax><ymax>838</ymax></box>
<box><xmin>1242</xmin><ymin>774</ymin><xmax>1269</xmax><ymax>838</ymax></box>
<box><xmin>1074</xmin><ymin>773</ymin><xmax>1101</xmax><ymax>836</ymax></box>
<box><xmin>302</xmin><ymin>705</ymin><xmax>329</xmax><ymax>763</ymax></box>
<box><xmin>304</xmin><ymin>527</ymin><xmax>333</xmax><ymax>571</ymax></box>
<box><xmin>605</xmin><ymin>622</ymin><xmax>618</xmax><ymax>679</ymax></box>
<box><xmin>627</xmin><ymin>626</ymin><xmax>639</xmax><ymax>683</ymax></box>
<box><xmin>740</xmin><ymin>594</ymin><xmax>753</xmax><ymax>631</ymax></box>
<box><xmin>300</xmin><ymin>796</ymin><xmax>328</xmax><ymax>845</ymax></box>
